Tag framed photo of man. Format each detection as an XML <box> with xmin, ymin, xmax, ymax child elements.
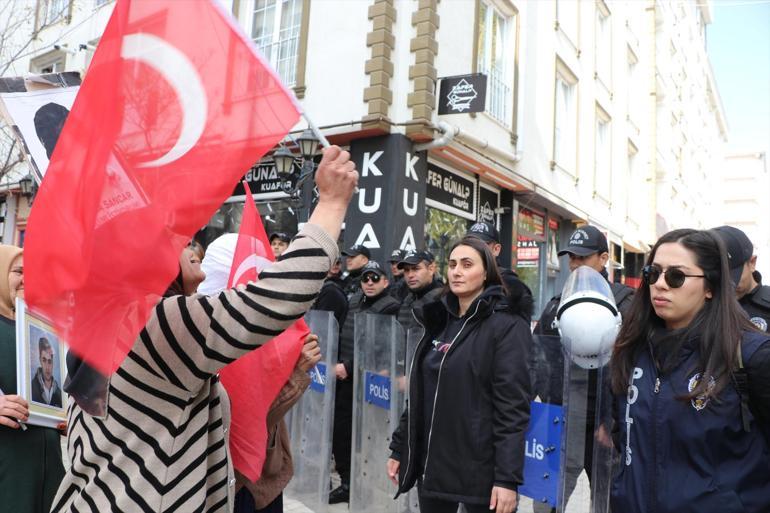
<box><xmin>15</xmin><ymin>298</ymin><xmax>68</xmax><ymax>428</ymax></box>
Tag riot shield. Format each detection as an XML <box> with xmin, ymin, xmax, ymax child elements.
<box><xmin>349</xmin><ymin>314</ymin><xmax>406</xmax><ymax>513</ymax></box>
<box><xmin>284</xmin><ymin>310</ymin><xmax>339</xmax><ymax>513</ymax></box>
<box><xmin>394</xmin><ymin>327</ymin><xmax>423</xmax><ymax>513</ymax></box>
<box><xmin>520</xmin><ymin>332</ymin><xmax>615</xmax><ymax>513</ymax></box>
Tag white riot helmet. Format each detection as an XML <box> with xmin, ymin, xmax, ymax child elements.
<box><xmin>555</xmin><ymin>266</ymin><xmax>622</xmax><ymax>369</ymax></box>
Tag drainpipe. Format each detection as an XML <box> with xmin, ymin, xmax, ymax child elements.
<box><xmin>414</xmin><ymin>120</ymin><xmax>522</xmax><ymax>165</ymax></box>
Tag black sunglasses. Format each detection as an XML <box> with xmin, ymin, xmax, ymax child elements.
<box><xmin>642</xmin><ymin>264</ymin><xmax>705</xmax><ymax>288</ymax></box>
<box><xmin>361</xmin><ymin>274</ymin><xmax>382</xmax><ymax>284</ymax></box>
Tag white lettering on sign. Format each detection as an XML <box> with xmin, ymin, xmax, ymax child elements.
<box><xmin>405</xmin><ymin>153</ymin><xmax>419</xmax><ymax>181</ymax></box>
<box><xmin>403</xmin><ymin>189</ymin><xmax>418</xmax><ymax>216</ymax></box>
<box><xmin>624</xmin><ymin>367</ymin><xmax>643</xmax><ymax>466</ymax></box>
<box><xmin>369</xmin><ymin>382</ymin><xmax>390</xmax><ymax>401</ymax></box>
<box><xmin>358</xmin><ymin>188</ymin><xmax>381</xmax><ymax>214</ymax></box>
<box><xmin>525</xmin><ymin>438</ymin><xmax>545</xmax><ymax>460</ymax></box>
<box><xmin>399</xmin><ymin>226</ymin><xmax>417</xmax><ymax>251</ymax></box>
<box><xmin>427</xmin><ymin>168</ymin><xmax>442</xmax><ymax>188</ymax></box>
<box><xmin>362</xmin><ymin>151</ymin><xmax>383</xmax><ymax>177</ymax></box>
<box><xmin>354</xmin><ymin>223</ymin><xmax>381</xmax><ymax>249</ymax></box>
<box><xmin>245</xmin><ymin>166</ymin><xmax>277</xmax><ymax>181</ymax></box>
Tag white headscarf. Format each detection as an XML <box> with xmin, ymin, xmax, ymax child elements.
<box><xmin>198</xmin><ymin>233</ymin><xmax>239</xmax><ymax>296</ymax></box>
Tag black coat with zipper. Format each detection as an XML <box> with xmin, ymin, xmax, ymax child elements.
<box><xmin>389</xmin><ymin>286</ymin><xmax>532</xmax><ymax>504</ymax></box>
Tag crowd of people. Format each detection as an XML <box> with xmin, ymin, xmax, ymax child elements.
<box><xmin>0</xmin><ymin>143</ymin><xmax>768</xmax><ymax>512</ymax></box>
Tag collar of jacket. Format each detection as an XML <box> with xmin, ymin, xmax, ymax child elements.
<box><xmin>414</xmin><ymin>285</ymin><xmax>506</xmax><ymax>330</ymax></box>
<box><xmin>409</xmin><ymin>278</ymin><xmax>443</xmax><ymax>300</ymax></box>
<box><xmin>363</xmin><ymin>289</ymin><xmax>391</xmax><ymax>306</ymax></box>
<box><xmin>647</xmin><ymin>320</ymin><xmax>704</xmax><ymax>372</ymax></box>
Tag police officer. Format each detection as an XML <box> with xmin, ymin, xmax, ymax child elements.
<box><xmin>330</xmin><ymin>261</ymin><xmax>400</xmax><ymax>504</ymax></box>
<box><xmin>341</xmin><ymin>244</ymin><xmax>370</xmax><ymax>296</ymax></box>
<box><xmin>714</xmin><ymin>225</ymin><xmax>770</xmax><ymax>332</ymax></box>
<box><xmin>387</xmin><ymin>248</ymin><xmax>409</xmax><ymax>300</ymax></box>
<box><xmin>269</xmin><ymin>232</ymin><xmax>291</xmax><ymax>258</ymax></box>
<box><xmin>395</xmin><ymin>250</ymin><xmax>443</xmax><ymax>335</ymax></box>
<box><xmin>532</xmin><ymin>225</ymin><xmax>634</xmax><ymax>513</ymax></box>
<box><xmin>466</xmin><ymin>221</ymin><xmax>534</xmax><ymax>321</ymax></box>
<box><xmin>312</xmin><ymin>257</ymin><xmax>348</xmax><ymax>330</ymax></box>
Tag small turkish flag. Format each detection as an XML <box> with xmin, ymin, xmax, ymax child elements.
<box><xmin>221</xmin><ymin>181</ymin><xmax>309</xmax><ymax>481</ymax></box>
<box><xmin>24</xmin><ymin>0</ymin><xmax>300</xmax><ymax>375</ymax></box>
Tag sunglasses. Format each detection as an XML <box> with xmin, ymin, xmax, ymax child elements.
<box><xmin>361</xmin><ymin>274</ymin><xmax>382</xmax><ymax>284</ymax></box>
<box><xmin>642</xmin><ymin>264</ymin><xmax>705</xmax><ymax>288</ymax></box>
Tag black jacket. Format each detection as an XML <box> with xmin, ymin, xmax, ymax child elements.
<box><xmin>500</xmin><ymin>268</ymin><xmax>534</xmax><ymax>323</ymax></box>
<box><xmin>396</xmin><ymin>278</ymin><xmax>444</xmax><ymax>336</ymax></box>
<box><xmin>338</xmin><ymin>290</ymin><xmax>400</xmax><ymax>376</ymax></box>
<box><xmin>312</xmin><ymin>276</ymin><xmax>348</xmax><ymax>329</ymax></box>
<box><xmin>740</xmin><ymin>283</ymin><xmax>770</xmax><ymax>333</ymax></box>
<box><xmin>388</xmin><ymin>275</ymin><xmax>410</xmax><ymax>301</ymax></box>
<box><xmin>389</xmin><ymin>286</ymin><xmax>532</xmax><ymax>504</ymax></box>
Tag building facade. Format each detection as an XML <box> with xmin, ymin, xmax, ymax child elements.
<box><xmin>1</xmin><ymin>0</ymin><xmax>731</xmax><ymax>316</ymax></box>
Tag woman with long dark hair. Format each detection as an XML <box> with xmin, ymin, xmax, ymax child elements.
<box><xmin>610</xmin><ymin>228</ymin><xmax>770</xmax><ymax>512</ymax></box>
<box><xmin>387</xmin><ymin>236</ymin><xmax>532</xmax><ymax>513</ymax></box>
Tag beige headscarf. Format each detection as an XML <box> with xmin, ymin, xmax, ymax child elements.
<box><xmin>0</xmin><ymin>244</ymin><xmax>22</xmax><ymax>320</ymax></box>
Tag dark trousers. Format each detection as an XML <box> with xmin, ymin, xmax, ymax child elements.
<box><xmin>233</xmin><ymin>489</ymin><xmax>282</xmax><ymax>513</ymax></box>
<box><xmin>332</xmin><ymin>378</ymin><xmax>353</xmax><ymax>485</ymax></box>
<box><xmin>418</xmin><ymin>492</ymin><xmax>490</xmax><ymax>513</ymax></box>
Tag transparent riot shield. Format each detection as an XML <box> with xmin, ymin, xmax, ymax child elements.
<box><xmin>519</xmin><ymin>332</ymin><xmax>615</xmax><ymax>513</ymax></box>
<box><xmin>284</xmin><ymin>310</ymin><xmax>339</xmax><ymax>513</ymax></box>
<box><xmin>394</xmin><ymin>327</ymin><xmax>423</xmax><ymax>513</ymax></box>
<box><xmin>349</xmin><ymin>314</ymin><xmax>406</xmax><ymax>513</ymax></box>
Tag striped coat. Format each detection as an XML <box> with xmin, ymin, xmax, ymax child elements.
<box><xmin>51</xmin><ymin>224</ymin><xmax>338</xmax><ymax>512</ymax></box>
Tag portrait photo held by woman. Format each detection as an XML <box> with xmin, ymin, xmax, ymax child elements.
<box><xmin>0</xmin><ymin>245</ymin><xmax>65</xmax><ymax>513</ymax></box>
<box><xmin>387</xmin><ymin>236</ymin><xmax>532</xmax><ymax>513</ymax></box>
<box><xmin>610</xmin><ymin>228</ymin><xmax>770</xmax><ymax>513</ymax></box>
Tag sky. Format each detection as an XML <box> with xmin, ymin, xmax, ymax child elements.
<box><xmin>707</xmin><ymin>0</ymin><xmax>770</xmax><ymax>153</ymax></box>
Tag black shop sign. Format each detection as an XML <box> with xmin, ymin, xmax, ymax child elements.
<box><xmin>426</xmin><ymin>164</ymin><xmax>476</xmax><ymax>218</ymax></box>
<box><xmin>437</xmin><ymin>73</ymin><xmax>487</xmax><ymax>115</ymax></box>
<box><xmin>232</xmin><ymin>163</ymin><xmax>295</xmax><ymax>197</ymax></box>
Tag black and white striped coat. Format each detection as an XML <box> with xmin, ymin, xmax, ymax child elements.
<box><xmin>51</xmin><ymin>224</ymin><xmax>338</xmax><ymax>513</ymax></box>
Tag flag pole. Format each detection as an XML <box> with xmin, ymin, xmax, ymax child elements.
<box><xmin>301</xmin><ymin>110</ymin><xmax>359</xmax><ymax>193</ymax></box>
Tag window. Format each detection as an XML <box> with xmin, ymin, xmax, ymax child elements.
<box><xmin>626</xmin><ymin>141</ymin><xmax>639</xmax><ymax>219</ymax></box>
<box><xmin>595</xmin><ymin>106</ymin><xmax>611</xmax><ymax>199</ymax></box>
<box><xmin>39</xmin><ymin>0</ymin><xmax>68</xmax><ymax>26</ymax></box>
<box><xmin>553</xmin><ymin>66</ymin><xmax>578</xmax><ymax>173</ymax></box>
<box><xmin>477</xmin><ymin>1</ymin><xmax>515</xmax><ymax>127</ymax></box>
<box><xmin>251</xmin><ymin>0</ymin><xmax>303</xmax><ymax>87</ymax></box>
<box><xmin>595</xmin><ymin>5</ymin><xmax>611</xmax><ymax>83</ymax></box>
<box><xmin>556</xmin><ymin>0</ymin><xmax>579</xmax><ymax>43</ymax></box>
<box><xmin>30</xmin><ymin>51</ymin><xmax>66</xmax><ymax>74</ymax></box>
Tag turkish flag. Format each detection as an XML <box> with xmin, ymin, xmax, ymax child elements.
<box><xmin>24</xmin><ymin>0</ymin><xmax>300</xmax><ymax>375</ymax></box>
<box><xmin>221</xmin><ymin>181</ymin><xmax>309</xmax><ymax>481</ymax></box>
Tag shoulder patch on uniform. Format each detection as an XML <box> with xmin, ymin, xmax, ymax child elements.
<box><xmin>750</xmin><ymin>317</ymin><xmax>768</xmax><ymax>332</ymax></box>
<box><xmin>688</xmin><ymin>373</ymin><xmax>716</xmax><ymax>411</ymax></box>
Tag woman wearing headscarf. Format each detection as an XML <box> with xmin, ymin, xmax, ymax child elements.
<box><xmin>0</xmin><ymin>245</ymin><xmax>65</xmax><ymax>512</ymax></box>
<box><xmin>387</xmin><ymin>236</ymin><xmax>532</xmax><ymax>513</ymax></box>
<box><xmin>50</xmin><ymin>145</ymin><xmax>357</xmax><ymax>512</ymax></box>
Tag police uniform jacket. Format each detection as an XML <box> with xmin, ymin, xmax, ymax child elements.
<box><xmin>389</xmin><ymin>286</ymin><xmax>532</xmax><ymax>504</ymax></box>
<box><xmin>396</xmin><ymin>279</ymin><xmax>444</xmax><ymax>335</ymax></box>
<box><xmin>338</xmin><ymin>290</ymin><xmax>400</xmax><ymax>376</ymax></box>
<box><xmin>611</xmin><ymin>329</ymin><xmax>770</xmax><ymax>513</ymax></box>
<box><xmin>740</xmin><ymin>284</ymin><xmax>770</xmax><ymax>333</ymax></box>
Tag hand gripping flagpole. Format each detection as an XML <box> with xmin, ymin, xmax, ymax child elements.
<box><xmin>301</xmin><ymin>111</ymin><xmax>359</xmax><ymax>194</ymax></box>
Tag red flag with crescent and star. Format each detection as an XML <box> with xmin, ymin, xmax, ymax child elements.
<box><xmin>221</xmin><ymin>181</ymin><xmax>309</xmax><ymax>481</ymax></box>
<box><xmin>23</xmin><ymin>0</ymin><xmax>300</xmax><ymax>375</ymax></box>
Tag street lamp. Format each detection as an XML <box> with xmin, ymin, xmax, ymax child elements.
<box><xmin>19</xmin><ymin>174</ymin><xmax>37</xmax><ymax>200</ymax></box>
<box><xmin>273</xmin><ymin>129</ymin><xmax>321</xmax><ymax>198</ymax></box>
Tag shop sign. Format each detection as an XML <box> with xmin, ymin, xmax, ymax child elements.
<box><xmin>437</xmin><ymin>73</ymin><xmax>487</xmax><ymax>115</ymax></box>
<box><xmin>232</xmin><ymin>163</ymin><xmax>294</xmax><ymax>197</ymax></box>
<box><xmin>426</xmin><ymin>164</ymin><xmax>476</xmax><ymax>219</ymax></box>
<box><xmin>345</xmin><ymin>135</ymin><xmax>427</xmax><ymax>264</ymax></box>
<box><xmin>517</xmin><ymin>236</ymin><xmax>540</xmax><ymax>267</ymax></box>
<box><xmin>478</xmin><ymin>186</ymin><xmax>499</xmax><ymax>224</ymax></box>
<box><xmin>518</xmin><ymin>207</ymin><xmax>545</xmax><ymax>237</ymax></box>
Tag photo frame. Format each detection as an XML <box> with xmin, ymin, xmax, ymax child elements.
<box><xmin>15</xmin><ymin>298</ymin><xmax>68</xmax><ymax>428</ymax></box>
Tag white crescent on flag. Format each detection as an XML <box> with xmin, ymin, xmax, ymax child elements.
<box><xmin>232</xmin><ymin>254</ymin><xmax>273</xmax><ymax>286</ymax></box>
<box><xmin>121</xmin><ymin>33</ymin><xmax>207</xmax><ymax>167</ymax></box>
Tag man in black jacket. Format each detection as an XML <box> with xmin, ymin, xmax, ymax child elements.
<box><xmin>341</xmin><ymin>244</ymin><xmax>370</xmax><ymax>297</ymax></box>
<box><xmin>532</xmin><ymin>225</ymin><xmax>634</xmax><ymax>513</ymax></box>
<box><xmin>466</xmin><ymin>222</ymin><xmax>534</xmax><ymax>322</ymax></box>
<box><xmin>330</xmin><ymin>261</ymin><xmax>400</xmax><ymax>504</ymax></box>
<box><xmin>311</xmin><ymin>257</ymin><xmax>348</xmax><ymax>330</ymax></box>
<box><xmin>396</xmin><ymin>250</ymin><xmax>443</xmax><ymax>337</ymax></box>
<box><xmin>714</xmin><ymin>225</ymin><xmax>770</xmax><ymax>332</ymax></box>
<box><xmin>387</xmin><ymin>248</ymin><xmax>409</xmax><ymax>300</ymax></box>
